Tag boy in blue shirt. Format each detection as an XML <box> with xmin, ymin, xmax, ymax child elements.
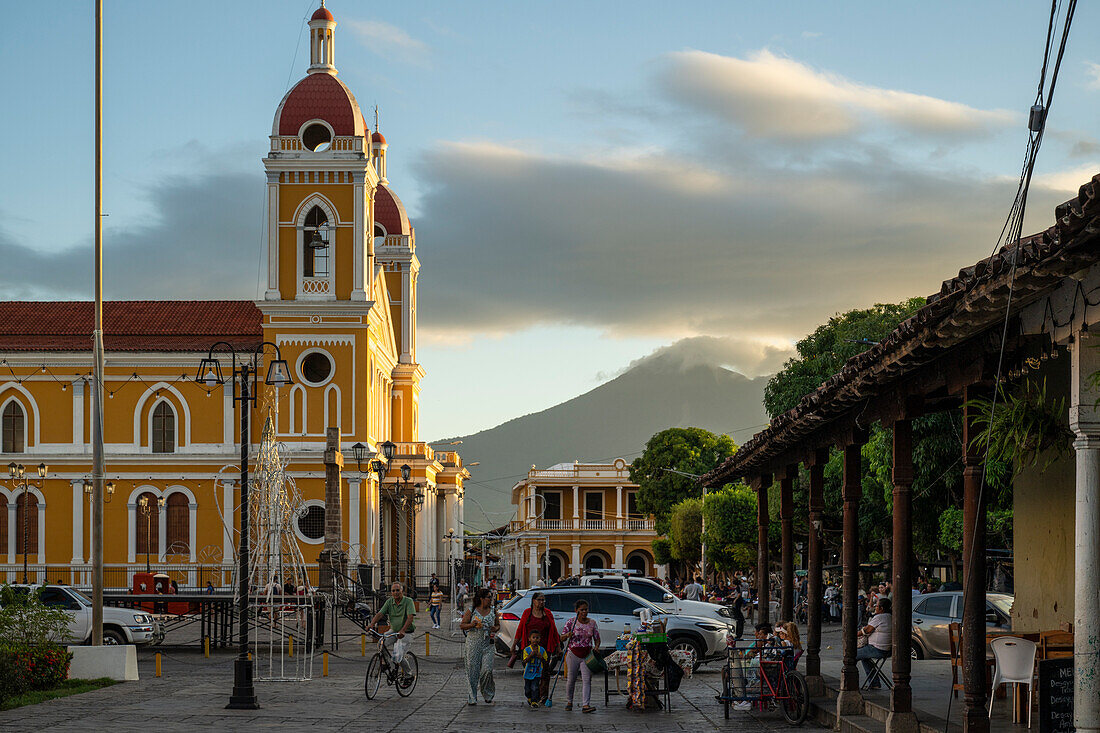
<box><xmin>522</xmin><ymin>629</ymin><xmax>549</xmax><ymax>707</ymax></box>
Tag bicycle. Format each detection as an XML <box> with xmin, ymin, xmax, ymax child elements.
<box><xmin>716</xmin><ymin>642</ymin><xmax>809</xmax><ymax>725</ymax></box>
<box><xmin>364</xmin><ymin>630</ymin><xmax>419</xmax><ymax>699</ymax></box>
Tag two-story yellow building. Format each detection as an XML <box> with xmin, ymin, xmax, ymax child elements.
<box><xmin>0</xmin><ymin>4</ymin><xmax>465</xmax><ymax>593</ymax></box>
<box><xmin>507</xmin><ymin>460</ymin><xmax>660</xmax><ymax>586</ymax></box>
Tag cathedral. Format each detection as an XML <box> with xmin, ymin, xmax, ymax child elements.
<box><xmin>0</xmin><ymin>3</ymin><xmax>465</xmax><ymax>592</ymax></box>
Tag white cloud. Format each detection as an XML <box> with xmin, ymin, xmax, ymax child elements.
<box><xmin>1033</xmin><ymin>164</ymin><xmax>1100</xmax><ymax>193</ymax></box>
<box><xmin>659</xmin><ymin>50</ymin><xmax>1013</xmax><ymax>141</ymax></box>
<box><xmin>345</xmin><ymin>19</ymin><xmax>429</xmax><ymax>66</ymax></box>
<box><xmin>1086</xmin><ymin>62</ymin><xmax>1100</xmax><ymax>91</ymax></box>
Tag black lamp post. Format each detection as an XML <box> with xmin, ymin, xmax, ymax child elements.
<box><xmin>138</xmin><ymin>495</ymin><xmax>165</xmax><ymax>573</ymax></box>
<box><xmin>195</xmin><ymin>340</ymin><xmax>292</xmax><ymax>711</ymax></box>
<box><xmin>7</xmin><ymin>462</ymin><xmax>47</xmax><ymax>583</ymax></box>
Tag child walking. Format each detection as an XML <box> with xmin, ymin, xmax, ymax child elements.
<box><xmin>522</xmin><ymin>629</ymin><xmax>549</xmax><ymax>708</ymax></box>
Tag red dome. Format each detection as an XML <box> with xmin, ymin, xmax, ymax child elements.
<box><xmin>372</xmin><ymin>131</ymin><xmax>387</xmax><ymax>145</ymax></box>
<box><xmin>311</xmin><ymin>6</ymin><xmax>334</xmax><ymax>21</ymax></box>
<box><xmin>273</xmin><ymin>73</ymin><xmax>366</xmax><ymax>137</ymax></box>
<box><xmin>375</xmin><ymin>185</ymin><xmax>411</xmax><ymax>236</ymax></box>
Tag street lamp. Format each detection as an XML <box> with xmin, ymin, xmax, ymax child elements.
<box><xmin>84</xmin><ymin>480</ymin><xmax>115</xmax><ymax>502</ymax></box>
<box><xmin>6</xmin><ymin>462</ymin><xmax>47</xmax><ymax>583</ymax></box>
<box><xmin>195</xmin><ymin>339</ymin><xmax>292</xmax><ymax>711</ymax></box>
<box><xmin>138</xmin><ymin>495</ymin><xmax>165</xmax><ymax>573</ymax></box>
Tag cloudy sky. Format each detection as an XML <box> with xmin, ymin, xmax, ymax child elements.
<box><xmin>1</xmin><ymin>1</ymin><xmax>1098</xmax><ymax>440</ymax></box>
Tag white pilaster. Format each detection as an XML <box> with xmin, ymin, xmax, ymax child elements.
<box><xmin>188</xmin><ymin>502</ymin><xmax>198</xmax><ymax>562</ymax></box>
<box><xmin>352</xmin><ymin>174</ymin><xmax>366</xmax><ymax>300</ymax></box>
<box><xmin>614</xmin><ymin>543</ymin><xmax>623</xmax><ymax>571</ymax></box>
<box><xmin>616</xmin><ymin>485</ymin><xmax>623</xmax><ymax>529</ymax></box>
<box><xmin>223</xmin><ymin>386</ymin><xmax>234</xmax><ymax>446</ymax></box>
<box><xmin>571</xmin><ymin>542</ymin><xmax>581</xmax><ymax>576</ymax></box>
<box><xmin>222</xmin><ymin>480</ymin><xmax>235</xmax><ymax>563</ymax></box>
<box><xmin>127</xmin><ymin>502</ymin><xmax>137</xmax><ymax>563</ymax></box>
<box><xmin>6</xmin><ymin>501</ymin><xmax>14</xmax><ymax>562</ymax></box>
<box><xmin>400</xmin><ymin>264</ymin><xmax>412</xmax><ymax>363</ymax></box>
<box><xmin>72</xmin><ymin>380</ymin><xmax>84</xmax><ymax>448</ymax></box>
<box><xmin>529</xmin><ymin>543</ymin><xmax>539</xmax><ymax>587</ymax></box>
<box><xmin>349</xmin><ymin>478</ymin><xmax>361</xmax><ymax>564</ymax></box>
<box><xmin>70</xmin><ymin>480</ymin><xmax>84</xmax><ymax>563</ymax></box>
<box><xmin>158</xmin><ymin>505</ymin><xmax>167</xmax><ymax>562</ymax></box>
<box><xmin>1070</xmin><ymin>335</ymin><xmax>1100</xmax><ymax>733</ymax></box>
<box><xmin>572</xmin><ymin>485</ymin><xmax>579</xmax><ymax>527</ymax></box>
<box><xmin>36</xmin><ymin>497</ymin><xmax>45</xmax><ymax>566</ymax></box>
<box><xmin>265</xmin><ymin>172</ymin><xmax>280</xmax><ymax>299</ymax></box>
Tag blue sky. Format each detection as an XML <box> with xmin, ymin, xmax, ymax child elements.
<box><xmin>1</xmin><ymin>1</ymin><xmax>1098</xmax><ymax>440</ymax></box>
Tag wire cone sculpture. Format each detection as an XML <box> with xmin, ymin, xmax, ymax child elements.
<box><xmin>247</xmin><ymin>415</ymin><xmax>316</xmax><ymax>681</ymax></box>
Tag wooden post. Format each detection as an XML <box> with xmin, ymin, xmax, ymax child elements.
<box><xmin>887</xmin><ymin>418</ymin><xmax>919</xmax><ymax>733</ymax></box>
<box><xmin>961</xmin><ymin>387</ymin><xmax>989</xmax><ymax>733</ymax></box>
<box><xmin>805</xmin><ymin>448</ymin><xmax>828</xmax><ymax>696</ymax></box>
<box><xmin>755</xmin><ymin>474</ymin><xmax>772</xmax><ymax>626</ymax></box>
<box><xmin>837</xmin><ymin>434</ymin><xmax>866</xmax><ymax>716</ymax></box>
<box><xmin>779</xmin><ymin>467</ymin><xmax>795</xmax><ymax>623</ymax></box>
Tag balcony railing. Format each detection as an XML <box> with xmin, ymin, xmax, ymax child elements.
<box><xmin>508</xmin><ymin>518</ymin><xmax>656</xmax><ymax>532</ymax></box>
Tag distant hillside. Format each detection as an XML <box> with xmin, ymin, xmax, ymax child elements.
<box><xmin>450</xmin><ymin>346</ymin><xmax>771</xmax><ymax>530</ymax></box>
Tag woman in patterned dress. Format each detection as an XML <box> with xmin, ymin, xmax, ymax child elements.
<box><xmin>459</xmin><ymin>587</ymin><xmax>499</xmax><ymax>705</ymax></box>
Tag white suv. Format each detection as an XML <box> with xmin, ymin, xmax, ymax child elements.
<box><xmin>5</xmin><ymin>584</ymin><xmax>160</xmax><ymax>646</ymax></box>
<box><xmin>580</xmin><ymin>573</ymin><xmax>734</xmax><ymax>625</ymax></box>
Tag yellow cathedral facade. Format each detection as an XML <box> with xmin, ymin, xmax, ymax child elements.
<box><xmin>0</xmin><ymin>4</ymin><xmax>466</xmax><ymax>593</ymax></box>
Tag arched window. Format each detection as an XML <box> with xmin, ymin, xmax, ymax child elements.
<box><xmin>136</xmin><ymin>491</ymin><xmax>160</xmax><ymax>556</ymax></box>
<box><xmin>152</xmin><ymin>402</ymin><xmax>175</xmax><ymax>453</ymax></box>
<box><xmin>15</xmin><ymin>492</ymin><xmax>38</xmax><ymax>555</ymax></box>
<box><xmin>165</xmin><ymin>493</ymin><xmax>190</xmax><ymax>556</ymax></box>
<box><xmin>303</xmin><ymin>206</ymin><xmax>329</xmax><ymax>278</ymax></box>
<box><xmin>2</xmin><ymin>401</ymin><xmax>24</xmax><ymax>453</ymax></box>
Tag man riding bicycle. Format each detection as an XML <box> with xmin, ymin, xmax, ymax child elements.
<box><xmin>367</xmin><ymin>582</ymin><xmax>416</xmax><ymax>674</ymax></box>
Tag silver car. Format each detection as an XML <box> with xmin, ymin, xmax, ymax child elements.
<box><xmin>911</xmin><ymin>591</ymin><xmax>1013</xmax><ymax>659</ymax></box>
<box><xmin>496</xmin><ymin>586</ymin><xmax>732</xmax><ymax>670</ymax></box>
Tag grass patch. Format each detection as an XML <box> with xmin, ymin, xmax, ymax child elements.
<box><xmin>1</xmin><ymin>678</ymin><xmax>117</xmax><ymax>711</ymax></box>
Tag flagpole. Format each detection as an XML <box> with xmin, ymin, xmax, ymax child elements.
<box><xmin>90</xmin><ymin>0</ymin><xmax>106</xmax><ymax>646</ymax></box>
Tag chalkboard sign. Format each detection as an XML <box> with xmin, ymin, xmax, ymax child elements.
<box><xmin>1038</xmin><ymin>657</ymin><xmax>1074</xmax><ymax>733</ymax></box>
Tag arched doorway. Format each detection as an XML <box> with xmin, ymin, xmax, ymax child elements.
<box><xmin>542</xmin><ymin>550</ymin><xmax>569</xmax><ymax>582</ymax></box>
<box><xmin>583</xmin><ymin>549</ymin><xmax>610</xmax><ymax>573</ymax></box>
<box><xmin>626</xmin><ymin>549</ymin><xmax>652</xmax><ymax>577</ymax></box>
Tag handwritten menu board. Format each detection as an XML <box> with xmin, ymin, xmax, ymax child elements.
<box><xmin>1038</xmin><ymin>657</ymin><xmax>1074</xmax><ymax>733</ymax></box>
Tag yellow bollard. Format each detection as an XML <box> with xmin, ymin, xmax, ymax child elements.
<box><xmin>204</xmin><ymin>636</ymin><xmax>210</xmax><ymax>658</ymax></box>
<box><xmin>248</xmin><ymin>651</ymin><xmax>252</xmax><ymax>661</ymax></box>
<box><xmin>323</xmin><ymin>651</ymin><xmax>329</xmax><ymax>677</ymax></box>
<box><xmin>289</xmin><ymin>636</ymin><xmax>294</xmax><ymax>658</ymax></box>
<box><xmin>155</xmin><ymin>652</ymin><xmax>162</xmax><ymax>678</ymax></box>
<box><xmin>361</xmin><ymin>634</ymin><xmax>366</xmax><ymax>657</ymax></box>
<box><xmin>425</xmin><ymin>633</ymin><xmax>430</xmax><ymax>656</ymax></box>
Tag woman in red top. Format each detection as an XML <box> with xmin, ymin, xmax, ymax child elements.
<box><xmin>512</xmin><ymin>591</ymin><xmax>560</xmax><ymax>702</ymax></box>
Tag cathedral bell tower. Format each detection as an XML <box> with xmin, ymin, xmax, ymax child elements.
<box><xmin>263</xmin><ymin>2</ymin><xmax>376</xmax><ymax>303</ymax></box>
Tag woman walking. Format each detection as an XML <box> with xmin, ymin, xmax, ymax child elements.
<box><xmin>561</xmin><ymin>598</ymin><xmax>600</xmax><ymax>713</ymax></box>
<box><xmin>460</xmin><ymin>588</ymin><xmax>499</xmax><ymax>705</ymax></box>
<box><xmin>511</xmin><ymin>591</ymin><xmax>561</xmax><ymax>702</ymax></box>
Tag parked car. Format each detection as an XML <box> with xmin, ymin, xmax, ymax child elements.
<box><xmin>911</xmin><ymin>591</ymin><xmax>1013</xmax><ymax>659</ymax></box>
<box><xmin>5</xmin><ymin>584</ymin><xmax>161</xmax><ymax>646</ymax></box>
<box><xmin>580</xmin><ymin>572</ymin><xmax>736</xmax><ymax>625</ymax></box>
<box><xmin>496</xmin><ymin>586</ymin><xmax>733</xmax><ymax>670</ymax></box>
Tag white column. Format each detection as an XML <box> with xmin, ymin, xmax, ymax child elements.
<box><xmin>349</xmin><ymin>478</ymin><xmax>361</xmax><ymax>564</ymax></box>
<box><xmin>127</xmin><ymin>502</ymin><xmax>137</xmax><ymax>563</ymax></box>
<box><xmin>351</xmin><ymin>173</ymin><xmax>366</xmax><ymax>301</ymax></box>
<box><xmin>72</xmin><ymin>380</ymin><xmax>84</xmax><ymax>448</ymax></box>
<box><xmin>1070</xmin><ymin>335</ymin><xmax>1100</xmax><ymax>733</ymax></box>
<box><xmin>223</xmin><ymin>384</ymin><xmax>234</xmax><ymax>445</ymax></box>
<box><xmin>529</xmin><ymin>543</ymin><xmax>539</xmax><ymax>587</ymax></box>
<box><xmin>36</xmin><ymin>497</ymin><xmax>46</xmax><ymax>567</ymax></box>
<box><xmin>616</xmin><ymin>485</ymin><xmax>623</xmax><ymax>529</ymax></box>
<box><xmin>265</xmin><ymin>172</ymin><xmax>280</xmax><ymax>299</ymax></box>
<box><xmin>70</xmin><ymin>480</ymin><xmax>84</xmax><ymax>563</ymax></box>
<box><xmin>158</xmin><ymin>502</ymin><xmax>167</xmax><ymax>561</ymax></box>
<box><xmin>221</xmin><ymin>480</ymin><xmax>235</xmax><ymax>563</ymax></box>
<box><xmin>614</xmin><ymin>543</ymin><xmax>623</xmax><ymax>571</ymax></box>
<box><xmin>571</xmin><ymin>542</ymin><xmax>581</xmax><ymax>576</ymax></box>
<box><xmin>572</xmin><ymin>485</ymin><xmax>579</xmax><ymax>528</ymax></box>
<box><xmin>188</xmin><ymin>502</ymin><xmax>198</xmax><ymax>562</ymax></box>
<box><xmin>6</xmin><ymin>501</ymin><xmax>15</xmax><ymax>562</ymax></box>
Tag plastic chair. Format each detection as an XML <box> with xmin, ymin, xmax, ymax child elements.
<box><xmin>989</xmin><ymin>636</ymin><xmax>1037</xmax><ymax>728</ymax></box>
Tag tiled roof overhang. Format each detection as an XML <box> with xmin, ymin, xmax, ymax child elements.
<box><xmin>703</xmin><ymin>173</ymin><xmax>1100</xmax><ymax>486</ymax></box>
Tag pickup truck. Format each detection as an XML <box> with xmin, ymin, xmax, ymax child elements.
<box><xmin>5</xmin><ymin>584</ymin><xmax>160</xmax><ymax>646</ymax></box>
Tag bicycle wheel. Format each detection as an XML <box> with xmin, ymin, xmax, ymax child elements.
<box><xmin>395</xmin><ymin>652</ymin><xmax>418</xmax><ymax>697</ymax></box>
<box><xmin>781</xmin><ymin>670</ymin><xmax>809</xmax><ymax>725</ymax></box>
<box><xmin>364</xmin><ymin>654</ymin><xmax>383</xmax><ymax>699</ymax></box>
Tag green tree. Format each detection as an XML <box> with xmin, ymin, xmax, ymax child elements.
<box><xmin>651</xmin><ymin>537</ymin><xmax>674</xmax><ymax>566</ymax></box>
<box><xmin>630</xmin><ymin>427</ymin><xmax>738</xmax><ymax>535</ymax></box>
<box><xmin>703</xmin><ymin>485</ymin><xmax>757</xmax><ymax>572</ymax></box>
<box><xmin>668</xmin><ymin>498</ymin><xmax>703</xmax><ymax>568</ymax></box>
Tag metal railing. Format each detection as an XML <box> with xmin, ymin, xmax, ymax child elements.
<box><xmin>508</xmin><ymin>517</ymin><xmax>656</xmax><ymax>532</ymax></box>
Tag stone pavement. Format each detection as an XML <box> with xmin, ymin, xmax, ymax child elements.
<box><xmin>0</xmin><ymin>633</ymin><xmax>822</xmax><ymax>733</ymax></box>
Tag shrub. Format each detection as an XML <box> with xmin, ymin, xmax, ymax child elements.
<box><xmin>0</xmin><ymin>644</ymin><xmax>72</xmax><ymax>705</ymax></box>
<box><xmin>0</xmin><ymin>585</ymin><xmax>74</xmax><ymax>646</ymax></box>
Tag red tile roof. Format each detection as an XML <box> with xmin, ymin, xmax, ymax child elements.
<box><xmin>311</xmin><ymin>6</ymin><xmax>335</xmax><ymax>21</ymax></box>
<box><xmin>372</xmin><ymin>131</ymin><xmax>387</xmax><ymax>145</ymax></box>
<box><xmin>375</xmin><ymin>184</ymin><xmax>411</xmax><ymax>236</ymax></box>
<box><xmin>0</xmin><ymin>301</ymin><xmax>262</xmax><ymax>353</ymax></box>
<box><xmin>276</xmin><ymin>73</ymin><xmax>365</xmax><ymax>137</ymax></box>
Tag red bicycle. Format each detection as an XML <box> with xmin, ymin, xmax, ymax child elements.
<box><xmin>717</xmin><ymin>643</ymin><xmax>809</xmax><ymax>725</ymax></box>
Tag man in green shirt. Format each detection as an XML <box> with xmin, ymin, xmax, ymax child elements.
<box><xmin>368</xmin><ymin>582</ymin><xmax>416</xmax><ymax>673</ymax></box>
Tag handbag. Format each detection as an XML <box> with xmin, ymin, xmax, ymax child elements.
<box><xmin>584</xmin><ymin>648</ymin><xmax>607</xmax><ymax>674</ymax></box>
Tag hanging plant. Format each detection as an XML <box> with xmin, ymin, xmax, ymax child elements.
<box><xmin>965</xmin><ymin>378</ymin><xmax>1074</xmax><ymax>474</ymax></box>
